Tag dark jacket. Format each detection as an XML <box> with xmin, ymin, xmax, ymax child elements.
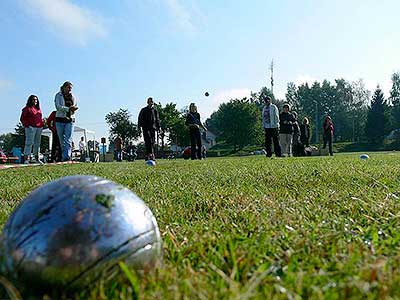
<box><xmin>293</xmin><ymin>120</ymin><xmax>300</xmax><ymax>136</ymax></box>
<box><xmin>300</xmin><ymin>124</ymin><xmax>310</xmax><ymax>146</ymax></box>
<box><xmin>279</xmin><ymin>112</ymin><xmax>295</xmax><ymax>134</ymax></box>
<box><xmin>185</xmin><ymin>112</ymin><xmax>202</xmax><ymax>129</ymax></box>
<box><xmin>138</xmin><ymin>106</ymin><xmax>160</xmax><ymax>130</ymax></box>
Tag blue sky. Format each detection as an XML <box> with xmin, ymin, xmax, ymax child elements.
<box><xmin>1</xmin><ymin>0</ymin><xmax>399</xmax><ymax>141</ymax></box>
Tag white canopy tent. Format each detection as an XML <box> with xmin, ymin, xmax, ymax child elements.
<box><xmin>42</xmin><ymin>125</ymin><xmax>96</xmax><ymax>153</ymax></box>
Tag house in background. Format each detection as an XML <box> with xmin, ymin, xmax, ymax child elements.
<box><xmin>201</xmin><ymin>130</ymin><xmax>216</xmax><ymax>149</ymax></box>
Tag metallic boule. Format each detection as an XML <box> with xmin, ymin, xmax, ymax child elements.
<box><xmin>0</xmin><ymin>175</ymin><xmax>162</xmax><ymax>295</ymax></box>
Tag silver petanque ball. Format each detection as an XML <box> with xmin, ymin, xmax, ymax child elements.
<box><xmin>0</xmin><ymin>175</ymin><xmax>162</xmax><ymax>295</ymax></box>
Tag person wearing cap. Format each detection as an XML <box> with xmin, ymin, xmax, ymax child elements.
<box><xmin>262</xmin><ymin>96</ymin><xmax>281</xmax><ymax>157</ymax></box>
<box><xmin>279</xmin><ymin>103</ymin><xmax>295</xmax><ymax>157</ymax></box>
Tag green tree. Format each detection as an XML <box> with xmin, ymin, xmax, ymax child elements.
<box><xmin>389</xmin><ymin>72</ymin><xmax>400</xmax><ymax>129</ymax></box>
<box><xmin>250</xmin><ymin>87</ymin><xmax>275</xmax><ymax>110</ymax></box>
<box><xmin>0</xmin><ymin>133</ymin><xmax>16</xmax><ymax>152</ymax></box>
<box><xmin>389</xmin><ymin>72</ymin><xmax>400</xmax><ymax>106</ymax></box>
<box><xmin>331</xmin><ymin>79</ymin><xmax>354</xmax><ymax>141</ymax></box>
<box><xmin>350</xmin><ymin>79</ymin><xmax>370</xmax><ymax>141</ymax></box>
<box><xmin>105</xmin><ymin>109</ymin><xmax>140</xmax><ymax>145</ymax></box>
<box><xmin>208</xmin><ymin>98</ymin><xmax>262</xmax><ymax>151</ymax></box>
<box><xmin>365</xmin><ymin>87</ymin><xmax>387</xmax><ymax>143</ymax></box>
<box><xmin>0</xmin><ymin>123</ymin><xmax>49</xmax><ymax>153</ymax></box>
<box><xmin>171</xmin><ymin>115</ymin><xmax>190</xmax><ymax>147</ymax></box>
<box><xmin>295</xmin><ymin>79</ymin><xmax>367</xmax><ymax>143</ymax></box>
<box><xmin>285</xmin><ymin>82</ymin><xmax>299</xmax><ymax>111</ymax></box>
<box><xmin>155</xmin><ymin>102</ymin><xmax>190</xmax><ymax>152</ymax></box>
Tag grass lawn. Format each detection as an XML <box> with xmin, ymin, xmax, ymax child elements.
<box><xmin>1</xmin><ymin>153</ymin><xmax>400</xmax><ymax>299</ymax></box>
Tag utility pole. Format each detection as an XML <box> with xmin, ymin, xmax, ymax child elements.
<box><xmin>269</xmin><ymin>59</ymin><xmax>274</xmax><ymax>95</ymax></box>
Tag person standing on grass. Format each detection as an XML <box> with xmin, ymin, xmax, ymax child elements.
<box><xmin>138</xmin><ymin>97</ymin><xmax>160</xmax><ymax>161</ymax></box>
<box><xmin>300</xmin><ymin>117</ymin><xmax>311</xmax><ymax>156</ymax></box>
<box><xmin>185</xmin><ymin>103</ymin><xmax>207</xmax><ymax>160</ymax></box>
<box><xmin>55</xmin><ymin>81</ymin><xmax>78</xmax><ymax>161</ymax></box>
<box><xmin>300</xmin><ymin>117</ymin><xmax>311</xmax><ymax>147</ymax></box>
<box><xmin>20</xmin><ymin>95</ymin><xmax>44</xmax><ymax>164</ymax></box>
<box><xmin>262</xmin><ymin>95</ymin><xmax>281</xmax><ymax>158</ymax></box>
<box><xmin>46</xmin><ymin>111</ymin><xmax>62</xmax><ymax>162</ymax></box>
<box><xmin>322</xmin><ymin>115</ymin><xmax>334</xmax><ymax>156</ymax></box>
<box><xmin>114</xmin><ymin>135</ymin><xmax>123</xmax><ymax>162</ymax></box>
<box><xmin>126</xmin><ymin>142</ymin><xmax>137</xmax><ymax>161</ymax></box>
<box><xmin>279</xmin><ymin>103</ymin><xmax>295</xmax><ymax>157</ymax></box>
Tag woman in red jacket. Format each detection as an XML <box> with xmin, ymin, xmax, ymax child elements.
<box><xmin>20</xmin><ymin>95</ymin><xmax>44</xmax><ymax>164</ymax></box>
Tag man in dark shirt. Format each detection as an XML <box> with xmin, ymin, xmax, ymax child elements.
<box><xmin>138</xmin><ymin>97</ymin><xmax>160</xmax><ymax>160</ymax></box>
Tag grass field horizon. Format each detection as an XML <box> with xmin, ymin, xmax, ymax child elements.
<box><xmin>1</xmin><ymin>153</ymin><xmax>400</xmax><ymax>299</ymax></box>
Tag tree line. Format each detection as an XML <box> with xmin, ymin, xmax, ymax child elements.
<box><xmin>206</xmin><ymin>72</ymin><xmax>400</xmax><ymax>150</ymax></box>
<box><xmin>2</xmin><ymin>72</ymin><xmax>400</xmax><ymax>153</ymax></box>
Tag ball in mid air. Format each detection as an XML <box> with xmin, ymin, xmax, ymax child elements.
<box><xmin>204</xmin><ymin>92</ymin><xmax>209</xmax><ymax>97</ymax></box>
<box><xmin>0</xmin><ymin>175</ymin><xmax>162</xmax><ymax>296</ymax></box>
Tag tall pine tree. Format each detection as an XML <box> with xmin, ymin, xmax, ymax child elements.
<box><xmin>365</xmin><ymin>87</ymin><xmax>387</xmax><ymax>143</ymax></box>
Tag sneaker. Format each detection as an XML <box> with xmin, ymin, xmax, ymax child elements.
<box><xmin>24</xmin><ymin>160</ymin><xmax>29</xmax><ymax>164</ymax></box>
<box><xmin>37</xmin><ymin>160</ymin><xmax>45</xmax><ymax>165</ymax></box>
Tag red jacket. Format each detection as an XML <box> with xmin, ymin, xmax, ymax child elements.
<box><xmin>323</xmin><ymin>121</ymin><xmax>334</xmax><ymax>136</ymax></box>
<box><xmin>47</xmin><ymin>111</ymin><xmax>57</xmax><ymax>133</ymax></box>
<box><xmin>20</xmin><ymin>106</ymin><xmax>44</xmax><ymax>128</ymax></box>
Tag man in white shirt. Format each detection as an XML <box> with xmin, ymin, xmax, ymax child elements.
<box><xmin>262</xmin><ymin>96</ymin><xmax>281</xmax><ymax>157</ymax></box>
<box><xmin>78</xmin><ymin>136</ymin><xmax>85</xmax><ymax>154</ymax></box>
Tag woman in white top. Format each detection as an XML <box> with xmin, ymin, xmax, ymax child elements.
<box><xmin>54</xmin><ymin>81</ymin><xmax>78</xmax><ymax>161</ymax></box>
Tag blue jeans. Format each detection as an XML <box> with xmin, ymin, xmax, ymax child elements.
<box><xmin>24</xmin><ymin>126</ymin><xmax>42</xmax><ymax>157</ymax></box>
<box><xmin>56</xmin><ymin>122</ymin><xmax>74</xmax><ymax>161</ymax></box>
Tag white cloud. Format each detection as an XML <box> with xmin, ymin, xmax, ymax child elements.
<box><xmin>164</xmin><ymin>0</ymin><xmax>195</xmax><ymax>32</ymax></box>
<box><xmin>200</xmin><ymin>88</ymin><xmax>252</xmax><ymax>119</ymax></box>
<box><xmin>24</xmin><ymin>0</ymin><xmax>107</xmax><ymax>46</ymax></box>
